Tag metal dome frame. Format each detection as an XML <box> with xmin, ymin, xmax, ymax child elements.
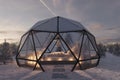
<box><xmin>16</xmin><ymin>16</ymin><xmax>100</xmax><ymax>72</ymax></box>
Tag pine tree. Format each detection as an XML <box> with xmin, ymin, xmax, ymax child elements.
<box><xmin>0</xmin><ymin>40</ymin><xmax>12</xmax><ymax>64</ymax></box>
<box><xmin>97</xmin><ymin>43</ymin><xmax>106</xmax><ymax>57</ymax></box>
<box><xmin>113</xmin><ymin>43</ymin><xmax>120</xmax><ymax>56</ymax></box>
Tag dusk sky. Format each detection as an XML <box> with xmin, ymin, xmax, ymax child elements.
<box><xmin>0</xmin><ymin>0</ymin><xmax>120</xmax><ymax>43</ymax></box>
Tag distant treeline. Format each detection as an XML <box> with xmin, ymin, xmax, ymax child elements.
<box><xmin>98</xmin><ymin>43</ymin><xmax>120</xmax><ymax>57</ymax></box>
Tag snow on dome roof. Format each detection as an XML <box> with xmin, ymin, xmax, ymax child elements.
<box><xmin>30</xmin><ymin>16</ymin><xmax>87</xmax><ymax>33</ymax></box>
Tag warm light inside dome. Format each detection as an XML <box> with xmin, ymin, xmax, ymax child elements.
<box><xmin>46</xmin><ymin>57</ymin><xmax>52</xmax><ymax>61</ymax></box>
<box><xmin>57</xmin><ymin>57</ymin><xmax>63</xmax><ymax>61</ymax></box>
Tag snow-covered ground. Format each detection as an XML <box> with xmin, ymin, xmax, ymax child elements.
<box><xmin>0</xmin><ymin>52</ymin><xmax>120</xmax><ymax>80</ymax></box>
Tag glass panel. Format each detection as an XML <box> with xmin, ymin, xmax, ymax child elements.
<box><xmin>59</xmin><ymin>17</ymin><xmax>83</xmax><ymax>32</ymax></box>
<box><xmin>80</xmin><ymin>35</ymin><xmax>91</xmax><ymax>60</ymax></box>
<box><xmin>61</xmin><ymin>32</ymin><xmax>83</xmax><ymax>59</ymax></box>
<box><xmin>18</xmin><ymin>34</ymin><xmax>35</xmax><ymax>59</ymax></box>
<box><xmin>18</xmin><ymin>33</ymin><xmax>29</xmax><ymax>52</ymax></box>
<box><xmin>91</xmin><ymin>59</ymin><xmax>98</xmax><ymax>64</ymax></box>
<box><xmin>18</xmin><ymin>59</ymin><xmax>41</xmax><ymax>70</ymax></box>
<box><xmin>33</xmin><ymin>32</ymin><xmax>55</xmax><ymax>58</ymax></box>
<box><xmin>34</xmin><ymin>17</ymin><xmax>57</xmax><ymax>32</ymax></box>
<box><xmin>87</xmin><ymin>32</ymin><xmax>98</xmax><ymax>52</ymax></box>
<box><xmin>80</xmin><ymin>59</ymin><xmax>98</xmax><ymax>70</ymax></box>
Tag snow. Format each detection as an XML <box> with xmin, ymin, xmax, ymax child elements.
<box><xmin>0</xmin><ymin>52</ymin><xmax>120</xmax><ymax>80</ymax></box>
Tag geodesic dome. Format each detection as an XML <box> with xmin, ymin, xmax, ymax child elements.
<box><xmin>16</xmin><ymin>16</ymin><xmax>100</xmax><ymax>72</ymax></box>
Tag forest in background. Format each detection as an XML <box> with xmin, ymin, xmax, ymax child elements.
<box><xmin>0</xmin><ymin>41</ymin><xmax>120</xmax><ymax>64</ymax></box>
<box><xmin>98</xmin><ymin>43</ymin><xmax>120</xmax><ymax>57</ymax></box>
